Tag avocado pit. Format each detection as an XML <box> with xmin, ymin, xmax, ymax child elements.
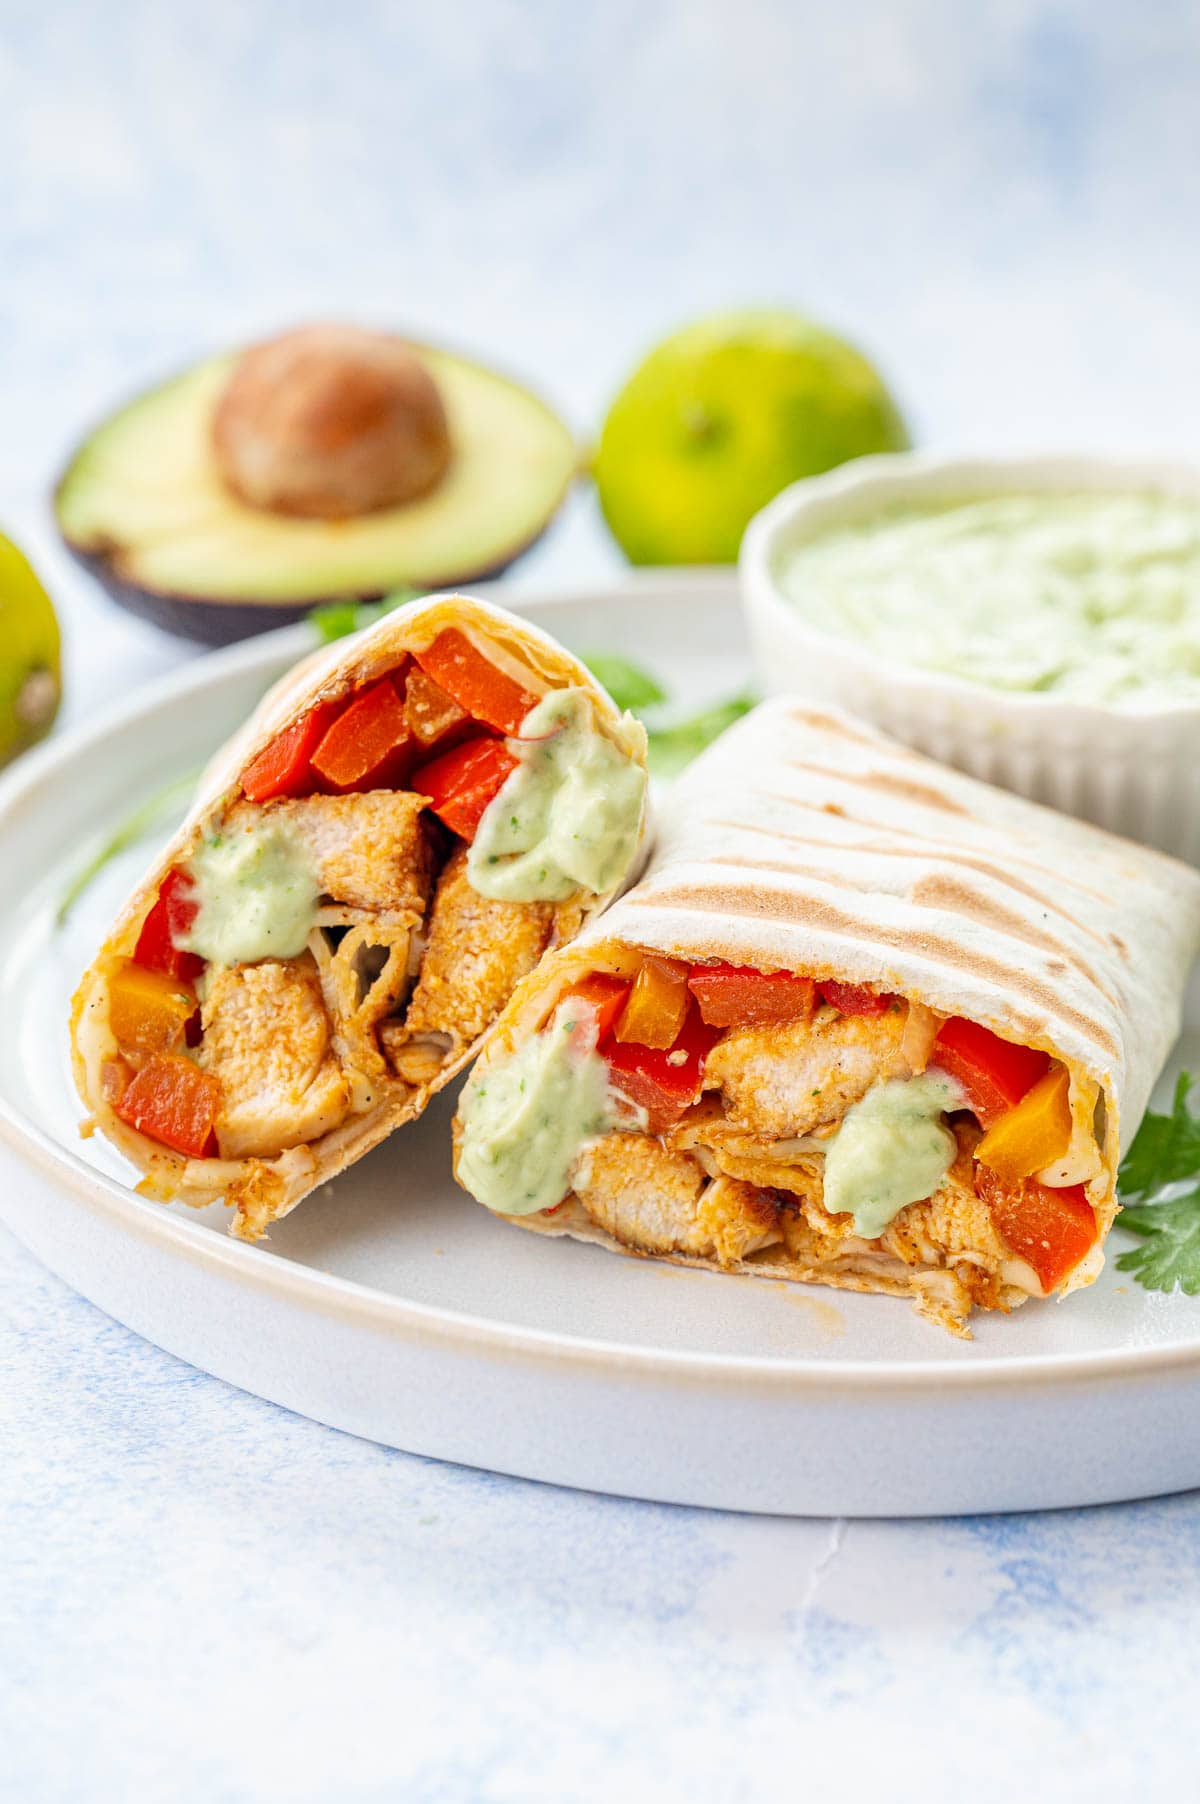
<box><xmin>211</xmin><ymin>324</ymin><xmax>453</xmax><ymax>520</ymax></box>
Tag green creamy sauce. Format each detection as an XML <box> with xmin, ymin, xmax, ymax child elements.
<box><xmin>467</xmin><ymin>688</ymin><xmax>645</xmax><ymax>903</ymax></box>
<box><xmin>823</xmin><ymin>1070</ymin><xmax>965</xmax><ymax>1240</ymax></box>
<box><xmin>777</xmin><ymin>492</ymin><xmax>1200</xmax><ymax>705</ymax></box>
<box><xmin>181</xmin><ymin>820</ymin><xmax>320</xmax><ymax>965</ymax></box>
<box><xmin>458</xmin><ymin>1002</ymin><xmax>616</xmax><ymax>1215</ymax></box>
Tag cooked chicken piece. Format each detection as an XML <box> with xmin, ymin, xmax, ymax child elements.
<box><xmin>570</xmin><ymin>1133</ymin><xmax>780</xmax><ymax>1266</ymax></box>
<box><xmin>383</xmin><ymin>847</ymin><xmax>553</xmax><ymax>1076</ymax></box>
<box><xmin>695</xmin><ymin>1176</ymin><xmax>783</xmax><ymax>1265</ymax></box>
<box><xmin>198</xmin><ymin>954</ymin><xmax>351</xmax><ymax>1160</ymax></box>
<box><xmin>704</xmin><ymin>1004</ymin><xmax>911</xmax><ymax>1140</ymax></box>
<box><xmin>570</xmin><ymin>1132</ymin><xmax>706</xmax><ymax>1252</ymax></box>
<box><xmin>668</xmin><ymin>1103</ymin><xmax>832</xmax><ymax>1196</ymax></box>
<box><xmin>229</xmin><ymin>791</ymin><xmax>435</xmax><ymax>914</ymax></box>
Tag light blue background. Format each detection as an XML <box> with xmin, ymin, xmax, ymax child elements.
<box><xmin>4</xmin><ymin>3</ymin><xmax>1200</xmax><ymax>1798</ymax></box>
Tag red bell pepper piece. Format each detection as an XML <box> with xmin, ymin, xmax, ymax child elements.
<box><xmin>133</xmin><ymin>869</ymin><xmax>204</xmax><ymax>983</ymax></box>
<box><xmin>688</xmin><ymin>962</ymin><xmax>816</xmax><ymax>1029</ymax></box>
<box><xmin>976</xmin><ymin>1166</ymin><xmax>1097</xmax><ymax>1293</ymax></box>
<box><xmin>602</xmin><ymin>1002</ymin><xmax>721</xmax><ymax>1133</ymax></box>
<box><xmin>114</xmin><ymin>1053</ymin><xmax>222</xmax><ymax>1159</ymax></box>
<box><xmin>310</xmin><ymin>678</ymin><xmax>413</xmax><ymax>792</ymax></box>
<box><xmin>240</xmin><ymin>700</ymin><xmax>340</xmax><ymax>802</ymax></box>
<box><xmin>932</xmin><ymin>1017</ymin><xmax>1049</xmax><ymax>1127</ymax></box>
<box><xmin>819</xmin><ymin>980</ymin><xmax>897</xmax><ymax>1016</ymax></box>
<box><xmin>414</xmin><ymin>629</ymin><xmax>538</xmax><ymax>736</ymax></box>
<box><xmin>411</xmin><ymin>735</ymin><xmax>519</xmax><ymax>842</ymax></box>
<box><xmin>559</xmin><ymin>973</ymin><xmax>632</xmax><ymax>1048</ymax></box>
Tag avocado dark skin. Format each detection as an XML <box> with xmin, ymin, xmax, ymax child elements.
<box><xmin>59</xmin><ymin>537</ymin><xmax>553</xmax><ymax>646</ymax></box>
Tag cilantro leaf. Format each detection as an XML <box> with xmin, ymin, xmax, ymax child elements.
<box><xmin>1116</xmin><ymin>1189</ymin><xmax>1200</xmax><ymax>1295</ymax></box>
<box><xmin>308</xmin><ymin>587</ymin><xmax>417</xmax><ymax>644</ymax></box>
<box><xmin>646</xmin><ymin>694</ymin><xmax>757</xmax><ymax>779</ymax></box>
<box><xmin>1113</xmin><ymin>1071</ymin><xmax>1200</xmax><ymax>1296</ymax></box>
<box><xmin>1118</xmin><ymin>1071</ymin><xmax>1200</xmax><ymax>1197</ymax></box>
<box><xmin>581</xmin><ymin>653</ymin><xmax>668</xmax><ymax>714</ymax></box>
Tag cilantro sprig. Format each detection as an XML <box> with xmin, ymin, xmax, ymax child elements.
<box><xmin>1116</xmin><ymin>1072</ymin><xmax>1200</xmax><ymax>1295</ymax></box>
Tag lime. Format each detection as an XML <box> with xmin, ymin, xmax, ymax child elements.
<box><xmin>0</xmin><ymin>532</ymin><xmax>61</xmax><ymax>766</ymax></box>
<box><xmin>595</xmin><ymin>309</ymin><xmax>909</xmax><ymax>564</ymax></box>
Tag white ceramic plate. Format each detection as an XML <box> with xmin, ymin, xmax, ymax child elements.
<box><xmin>3</xmin><ymin>571</ymin><xmax>1200</xmax><ymax>1518</ymax></box>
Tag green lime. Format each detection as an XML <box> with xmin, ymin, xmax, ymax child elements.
<box><xmin>594</xmin><ymin>309</ymin><xmax>909</xmax><ymax>564</ymax></box>
<box><xmin>0</xmin><ymin>532</ymin><xmax>61</xmax><ymax>766</ymax></box>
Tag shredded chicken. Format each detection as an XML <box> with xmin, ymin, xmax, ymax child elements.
<box><xmin>309</xmin><ymin>920</ymin><xmax>421</xmax><ymax>1081</ymax></box>
<box><xmin>198</xmin><ymin>954</ymin><xmax>352</xmax><ymax>1160</ymax></box>
<box><xmin>383</xmin><ymin>846</ymin><xmax>554</xmax><ymax>1078</ymax></box>
<box><xmin>704</xmin><ymin>1004</ymin><xmax>911</xmax><ymax>1140</ymax></box>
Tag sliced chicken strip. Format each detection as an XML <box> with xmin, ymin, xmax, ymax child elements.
<box><xmin>198</xmin><ymin>954</ymin><xmax>352</xmax><ymax>1160</ymax></box>
<box><xmin>570</xmin><ymin>1133</ymin><xmax>780</xmax><ymax>1266</ymax></box>
<box><xmin>704</xmin><ymin>1003</ymin><xmax>911</xmax><ymax>1141</ymax></box>
<box><xmin>228</xmin><ymin>790</ymin><xmax>436</xmax><ymax>914</ymax></box>
<box><xmin>382</xmin><ymin>846</ymin><xmax>553</xmax><ymax>1080</ymax></box>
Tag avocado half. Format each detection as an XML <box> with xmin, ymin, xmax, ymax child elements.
<box><xmin>54</xmin><ymin>344</ymin><xmax>580</xmax><ymax>644</ymax></box>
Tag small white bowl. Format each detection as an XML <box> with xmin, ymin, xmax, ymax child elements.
<box><xmin>740</xmin><ymin>452</ymin><xmax>1200</xmax><ymax>864</ymax></box>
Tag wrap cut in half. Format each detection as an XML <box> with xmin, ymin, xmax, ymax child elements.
<box><xmin>72</xmin><ymin>593</ymin><xmax>648</xmax><ymax>1239</ymax></box>
<box><xmin>453</xmin><ymin>697</ymin><xmax>1200</xmax><ymax>1336</ymax></box>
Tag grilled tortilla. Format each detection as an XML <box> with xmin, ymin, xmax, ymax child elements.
<box><xmin>453</xmin><ymin>698</ymin><xmax>1200</xmax><ymax>1335</ymax></box>
<box><xmin>71</xmin><ymin>593</ymin><xmax>648</xmax><ymax>1238</ymax></box>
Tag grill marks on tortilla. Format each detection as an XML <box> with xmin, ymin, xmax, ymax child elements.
<box><xmin>715</xmin><ymin>808</ymin><xmax>1117</xmax><ymax>931</ymax></box>
<box><xmin>907</xmin><ymin>874</ymin><xmax>1121</xmax><ymax>1006</ymax></box>
<box><xmin>786</xmin><ymin>759</ymin><xmax>970</xmax><ymax>817</ymax></box>
<box><xmin>627</xmin><ymin>878</ymin><xmax>1119</xmax><ymax>1058</ymax></box>
<box><xmin>705</xmin><ymin>852</ymin><xmax>1112</xmax><ymax>996</ymax></box>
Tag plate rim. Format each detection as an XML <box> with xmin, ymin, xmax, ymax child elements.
<box><xmin>4</xmin><ymin>568</ymin><xmax>1199</xmax><ymax>1398</ymax></box>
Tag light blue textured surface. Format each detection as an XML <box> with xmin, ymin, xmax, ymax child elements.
<box><xmin>4</xmin><ymin>2</ymin><xmax>1200</xmax><ymax>1797</ymax></box>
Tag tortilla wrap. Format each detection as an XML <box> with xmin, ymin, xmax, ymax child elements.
<box><xmin>72</xmin><ymin>592</ymin><xmax>648</xmax><ymax>1238</ymax></box>
<box><xmin>453</xmin><ymin>698</ymin><xmax>1200</xmax><ymax>1334</ymax></box>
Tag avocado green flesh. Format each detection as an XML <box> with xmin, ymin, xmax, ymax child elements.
<box><xmin>55</xmin><ymin>347</ymin><xmax>578</xmax><ymax>606</ymax></box>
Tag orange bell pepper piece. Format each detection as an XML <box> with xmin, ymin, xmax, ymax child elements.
<box><xmin>414</xmin><ymin>629</ymin><xmax>538</xmax><ymax>736</ymax></box>
<box><xmin>114</xmin><ymin>1053</ymin><xmax>222</xmax><ymax>1159</ymax></box>
<box><xmin>108</xmin><ymin>959</ymin><xmax>198</xmax><ymax>1058</ymax></box>
<box><xmin>403</xmin><ymin>665</ymin><xmax>469</xmax><ymax>750</ymax></box>
<box><xmin>615</xmin><ymin>957</ymin><xmax>691</xmax><ymax>1050</ymax></box>
<box><xmin>976</xmin><ymin>1165</ymin><xmax>1098</xmax><ymax>1293</ymax></box>
<box><xmin>689</xmin><ymin>962</ymin><xmax>815</xmax><ymax>1028</ymax></box>
<box><xmin>975</xmin><ymin>1066</ymin><xmax>1073</xmax><ymax>1182</ymax></box>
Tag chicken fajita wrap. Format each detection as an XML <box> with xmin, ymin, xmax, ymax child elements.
<box><xmin>453</xmin><ymin>698</ymin><xmax>1200</xmax><ymax>1335</ymax></box>
<box><xmin>72</xmin><ymin>593</ymin><xmax>648</xmax><ymax>1238</ymax></box>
